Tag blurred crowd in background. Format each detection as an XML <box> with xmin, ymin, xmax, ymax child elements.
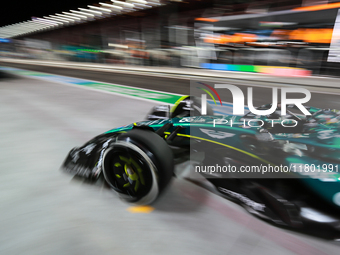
<box><xmin>1</xmin><ymin>0</ymin><xmax>340</xmax><ymax>76</ymax></box>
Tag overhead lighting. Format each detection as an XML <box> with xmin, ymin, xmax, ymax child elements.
<box><xmin>88</xmin><ymin>5</ymin><xmax>112</xmax><ymax>13</ymax></box>
<box><xmin>29</xmin><ymin>23</ymin><xmax>50</xmax><ymax>29</ymax></box>
<box><xmin>1</xmin><ymin>32</ymin><xmax>14</xmax><ymax>36</ymax></box>
<box><xmin>30</xmin><ymin>20</ymin><xmax>55</xmax><ymax>28</ymax></box>
<box><xmin>0</xmin><ymin>24</ymin><xmax>15</xmax><ymax>31</ymax></box>
<box><xmin>55</xmin><ymin>14</ymin><xmax>81</xmax><ymax>21</ymax></box>
<box><xmin>44</xmin><ymin>16</ymin><xmax>71</xmax><ymax>23</ymax></box>
<box><xmin>99</xmin><ymin>3</ymin><xmax>123</xmax><ymax>10</ymax></box>
<box><xmin>34</xmin><ymin>18</ymin><xmax>62</xmax><ymax>25</ymax></box>
<box><xmin>147</xmin><ymin>0</ymin><xmax>162</xmax><ymax>6</ymax></box>
<box><xmin>2</xmin><ymin>23</ymin><xmax>18</xmax><ymax>29</ymax></box>
<box><xmin>111</xmin><ymin>0</ymin><xmax>134</xmax><ymax>8</ymax></box>
<box><xmin>20</xmin><ymin>22</ymin><xmax>44</xmax><ymax>28</ymax></box>
<box><xmin>133</xmin><ymin>3</ymin><xmax>152</xmax><ymax>8</ymax></box>
<box><xmin>62</xmin><ymin>12</ymin><xmax>88</xmax><ymax>19</ymax></box>
<box><xmin>127</xmin><ymin>0</ymin><xmax>148</xmax><ymax>4</ymax></box>
<box><xmin>78</xmin><ymin>8</ymin><xmax>103</xmax><ymax>15</ymax></box>
<box><xmin>7</xmin><ymin>27</ymin><xmax>37</xmax><ymax>35</ymax></box>
<box><xmin>50</xmin><ymin>15</ymin><xmax>78</xmax><ymax>22</ymax></box>
<box><xmin>33</xmin><ymin>22</ymin><xmax>58</xmax><ymax>30</ymax></box>
<box><xmin>70</xmin><ymin>10</ymin><xmax>95</xmax><ymax>17</ymax></box>
<box><xmin>7</xmin><ymin>28</ymin><xmax>26</xmax><ymax>34</ymax></box>
<box><xmin>0</xmin><ymin>0</ymin><xmax>162</xmax><ymax>38</ymax></box>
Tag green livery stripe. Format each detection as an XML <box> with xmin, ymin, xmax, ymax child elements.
<box><xmin>0</xmin><ymin>67</ymin><xmax>183</xmax><ymax>104</ymax></box>
<box><xmin>82</xmin><ymin>82</ymin><xmax>182</xmax><ymax>104</ymax></box>
<box><xmin>170</xmin><ymin>95</ymin><xmax>189</xmax><ymax>113</ymax></box>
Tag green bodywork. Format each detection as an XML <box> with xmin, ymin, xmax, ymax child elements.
<box><xmin>105</xmin><ymin>113</ymin><xmax>340</xmax><ymax>207</ymax></box>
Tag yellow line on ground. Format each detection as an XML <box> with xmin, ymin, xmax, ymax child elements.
<box><xmin>127</xmin><ymin>205</ymin><xmax>155</xmax><ymax>213</ymax></box>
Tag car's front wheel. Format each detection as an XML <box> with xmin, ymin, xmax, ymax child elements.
<box><xmin>102</xmin><ymin>129</ymin><xmax>173</xmax><ymax>205</ymax></box>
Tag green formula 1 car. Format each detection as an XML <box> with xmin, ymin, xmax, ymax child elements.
<box><xmin>62</xmin><ymin>96</ymin><xmax>340</xmax><ymax>240</ymax></box>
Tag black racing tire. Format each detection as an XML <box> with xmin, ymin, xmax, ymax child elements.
<box><xmin>102</xmin><ymin>129</ymin><xmax>174</xmax><ymax>205</ymax></box>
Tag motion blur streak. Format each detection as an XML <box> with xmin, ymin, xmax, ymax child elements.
<box><xmin>1</xmin><ymin>0</ymin><xmax>340</xmax><ymax>254</ymax></box>
<box><xmin>1</xmin><ymin>1</ymin><xmax>340</xmax><ymax>77</ymax></box>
